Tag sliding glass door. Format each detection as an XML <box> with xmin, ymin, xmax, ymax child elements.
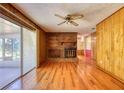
<box><xmin>0</xmin><ymin>18</ymin><xmax>21</xmax><ymax>89</ymax></box>
<box><xmin>0</xmin><ymin>17</ymin><xmax>37</xmax><ymax>89</ymax></box>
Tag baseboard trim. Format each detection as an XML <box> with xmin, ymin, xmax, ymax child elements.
<box><xmin>96</xmin><ymin>65</ymin><xmax>124</xmax><ymax>85</ymax></box>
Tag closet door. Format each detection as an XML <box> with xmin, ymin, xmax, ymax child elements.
<box><xmin>22</xmin><ymin>28</ymin><xmax>36</xmax><ymax>74</ymax></box>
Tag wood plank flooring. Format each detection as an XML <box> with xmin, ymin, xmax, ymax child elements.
<box><xmin>6</xmin><ymin>56</ymin><xmax>124</xmax><ymax>90</ymax></box>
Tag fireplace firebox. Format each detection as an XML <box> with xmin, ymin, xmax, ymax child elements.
<box><xmin>64</xmin><ymin>48</ymin><xmax>76</xmax><ymax>58</ymax></box>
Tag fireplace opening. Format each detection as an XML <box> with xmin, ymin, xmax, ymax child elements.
<box><xmin>64</xmin><ymin>48</ymin><xmax>76</xmax><ymax>58</ymax></box>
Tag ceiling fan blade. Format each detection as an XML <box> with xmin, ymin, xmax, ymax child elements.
<box><xmin>71</xmin><ymin>15</ymin><xmax>84</xmax><ymax>20</ymax></box>
<box><xmin>69</xmin><ymin>21</ymin><xmax>79</xmax><ymax>26</ymax></box>
<box><xmin>58</xmin><ymin>21</ymin><xmax>66</xmax><ymax>25</ymax></box>
<box><xmin>55</xmin><ymin>14</ymin><xmax>65</xmax><ymax>20</ymax></box>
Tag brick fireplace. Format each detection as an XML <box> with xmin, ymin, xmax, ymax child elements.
<box><xmin>46</xmin><ymin>32</ymin><xmax>77</xmax><ymax>62</ymax></box>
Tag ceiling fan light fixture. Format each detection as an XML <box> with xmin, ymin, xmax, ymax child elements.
<box><xmin>55</xmin><ymin>13</ymin><xmax>84</xmax><ymax>26</ymax></box>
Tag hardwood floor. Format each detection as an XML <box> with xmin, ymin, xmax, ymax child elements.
<box><xmin>5</xmin><ymin>56</ymin><xmax>124</xmax><ymax>90</ymax></box>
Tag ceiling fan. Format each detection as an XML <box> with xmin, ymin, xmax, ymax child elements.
<box><xmin>55</xmin><ymin>14</ymin><xmax>84</xmax><ymax>26</ymax></box>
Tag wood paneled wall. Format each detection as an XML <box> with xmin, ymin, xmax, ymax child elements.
<box><xmin>96</xmin><ymin>7</ymin><xmax>124</xmax><ymax>81</ymax></box>
<box><xmin>46</xmin><ymin>32</ymin><xmax>77</xmax><ymax>48</ymax></box>
<box><xmin>0</xmin><ymin>3</ymin><xmax>46</xmax><ymax>67</ymax></box>
<box><xmin>37</xmin><ymin>30</ymin><xmax>46</xmax><ymax>66</ymax></box>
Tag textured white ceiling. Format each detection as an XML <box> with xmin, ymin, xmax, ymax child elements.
<box><xmin>13</xmin><ymin>3</ymin><xmax>124</xmax><ymax>34</ymax></box>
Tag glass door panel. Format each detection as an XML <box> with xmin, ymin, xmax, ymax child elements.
<box><xmin>22</xmin><ymin>28</ymin><xmax>36</xmax><ymax>74</ymax></box>
<box><xmin>0</xmin><ymin>17</ymin><xmax>21</xmax><ymax>89</ymax></box>
<box><xmin>0</xmin><ymin>39</ymin><xmax>3</xmax><ymax>61</ymax></box>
